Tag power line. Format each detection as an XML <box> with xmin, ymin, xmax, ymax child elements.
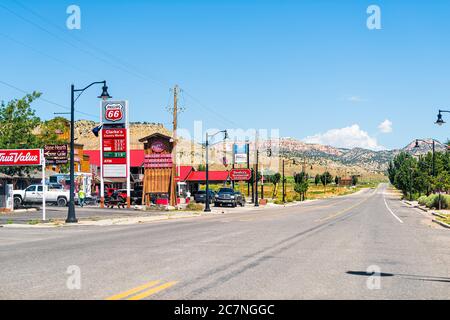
<box><xmin>0</xmin><ymin>79</ymin><xmax>99</xmax><ymax>119</ymax></box>
<box><xmin>12</xmin><ymin>0</ymin><xmax>171</xmax><ymax>89</ymax></box>
<box><xmin>2</xmin><ymin>2</ymin><xmax>243</xmax><ymax>129</ymax></box>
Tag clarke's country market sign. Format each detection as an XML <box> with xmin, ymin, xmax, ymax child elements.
<box><xmin>0</xmin><ymin>149</ymin><xmax>42</xmax><ymax>166</ymax></box>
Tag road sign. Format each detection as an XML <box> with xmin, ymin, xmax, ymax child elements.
<box><xmin>233</xmin><ymin>144</ymin><xmax>248</xmax><ymax>164</ymax></box>
<box><xmin>102</xmin><ymin>101</ymin><xmax>126</xmax><ymax>125</ymax></box>
<box><xmin>44</xmin><ymin>145</ymin><xmax>68</xmax><ymax>165</ymax></box>
<box><xmin>230</xmin><ymin>168</ymin><xmax>252</xmax><ymax>181</ymax></box>
<box><xmin>0</xmin><ymin>149</ymin><xmax>42</xmax><ymax>166</ymax></box>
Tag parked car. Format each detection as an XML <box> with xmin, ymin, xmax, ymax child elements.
<box><xmin>13</xmin><ymin>184</ymin><xmax>70</xmax><ymax>208</ymax></box>
<box><xmin>194</xmin><ymin>190</ymin><xmax>215</xmax><ymax>204</ymax></box>
<box><xmin>214</xmin><ymin>188</ymin><xmax>246</xmax><ymax>207</ymax></box>
<box><xmin>116</xmin><ymin>189</ymin><xmax>143</xmax><ymax>205</ymax></box>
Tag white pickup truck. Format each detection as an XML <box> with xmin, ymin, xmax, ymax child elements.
<box><xmin>13</xmin><ymin>184</ymin><xmax>70</xmax><ymax>208</ymax></box>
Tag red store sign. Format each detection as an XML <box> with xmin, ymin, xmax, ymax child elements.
<box><xmin>0</xmin><ymin>149</ymin><xmax>42</xmax><ymax>166</ymax></box>
<box><xmin>230</xmin><ymin>168</ymin><xmax>252</xmax><ymax>181</ymax></box>
<box><xmin>103</xmin><ymin>128</ymin><xmax>126</xmax><ymax>139</ymax></box>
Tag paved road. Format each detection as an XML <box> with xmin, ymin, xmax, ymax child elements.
<box><xmin>0</xmin><ymin>184</ymin><xmax>449</xmax><ymax>299</ymax></box>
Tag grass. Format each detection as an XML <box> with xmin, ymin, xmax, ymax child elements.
<box><xmin>186</xmin><ymin>203</ymin><xmax>204</xmax><ymax>211</ymax></box>
<box><xmin>437</xmin><ymin>215</ymin><xmax>450</xmax><ymax>225</ymax></box>
<box><xmin>27</xmin><ymin>219</ymin><xmax>40</xmax><ymax>225</ymax></box>
<box><xmin>198</xmin><ymin>179</ymin><xmax>381</xmax><ymax>205</ymax></box>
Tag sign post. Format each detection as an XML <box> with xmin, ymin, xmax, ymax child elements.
<box><xmin>41</xmin><ymin>149</ymin><xmax>46</xmax><ymax>221</ymax></box>
<box><xmin>100</xmin><ymin>100</ymin><xmax>130</xmax><ymax>208</ymax></box>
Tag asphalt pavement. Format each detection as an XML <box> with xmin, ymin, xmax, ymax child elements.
<box><xmin>0</xmin><ymin>184</ymin><xmax>449</xmax><ymax>299</ymax></box>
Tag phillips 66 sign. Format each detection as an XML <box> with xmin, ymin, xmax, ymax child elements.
<box><xmin>102</xmin><ymin>101</ymin><xmax>126</xmax><ymax>125</ymax></box>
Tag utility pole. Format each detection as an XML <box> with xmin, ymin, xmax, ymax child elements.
<box><xmin>170</xmin><ymin>85</ymin><xmax>178</xmax><ymax>207</ymax></box>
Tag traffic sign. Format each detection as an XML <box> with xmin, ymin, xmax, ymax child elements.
<box><xmin>230</xmin><ymin>168</ymin><xmax>252</xmax><ymax>181</ymax></box>
<box><xmin>44</xmin><ymin>145</ymin><xmax>68</xmax><ymax>164</ymax></box>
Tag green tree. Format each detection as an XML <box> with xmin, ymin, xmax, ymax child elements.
<box><xmin>314</xmin><ymin>174</ymin><xmax>320</xmax><ymax>186</ymax></box>
<box><xmin>431</xmin><ymin>171</ymin><xmax>450</xmax><ymax>209</ymax></box>
<box><xmin>351</xmin><ymin>175</ymin><xmax>358</xmax><ymax>186</ymax></box>
<box><xmin>0</xmin><ymin>92</ymin><xmax>42</xmax><ymax>178</ymax></box>
<box><xmin>269</xmin><ymin>172</ymin><xmax>281</xmax><ymax>197</ymax></box>
<box><xmin>335</xmin><ymin>176</ymin><xmax>340</xmax><ymax>185</ymax></box>
<box><xmin>38</xmin><ymin>117</ymin><xmax>69</xmax><ymax>146</ymax></box>
<box><xmin>294</xmin><ymin>172</ymin><xmax>309</xmax><ymax>201</ymax></box>
<box><xmin>320</xmin><ymin>171</ymin><xmax>333</xmax><ymax>187</ymax></box>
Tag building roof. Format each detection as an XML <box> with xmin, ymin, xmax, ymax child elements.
<box><xmin>178</xmin><ymin>166</ymin><xmax>193</xmax><ymax>181</ymax></box>
<box><xmin>138</xmin><ymin>132</ymin><xmax>173</xmax><ymax>143</ymax></box>
<box><xmin>185</xmin><ymin>170</ymin><xmax>230</xmax><ymax>182</ymax></box>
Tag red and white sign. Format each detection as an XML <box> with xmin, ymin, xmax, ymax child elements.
<box><xmin>104</xmin><ymin>103</ymin><xmax>124</xmax><ymax>122</ymax></box>
<box><xmin>230</xmin><ymin>168</ymin><xmax>252</xmax><ymax>181</ymax></box>
<box><xmin>102</xmin><ymin>128</ymin><xmax>126</xmax><ymax>139</ymax></box>
<box><xmin>0</xmin><ymin>149</ymin><xmax>41</xmax><ymax>166</ymax></box>
<box><xmin>144</xmin><ymin>153</ymin><xmax>173</xmax><ymax>168</ymax></box>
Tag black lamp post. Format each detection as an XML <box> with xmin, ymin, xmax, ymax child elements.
<box><xmin>435</xmin><ymin>110</ymin><xmax>450</xmax><ymax>126</ymax></box>
<box><xmin>66</xmin><ymin>81</ymin><xmax>111</xmax><ymax>223</ymax></box>
<box><xmin>204</xmin><ymin>130</ymin><xmax>228</xmax><ymax>212</ymax></box>
<box><xmin>282</xmin><ymin>158</ymin><xmax>296</xmax><ymax>203</ymax></box>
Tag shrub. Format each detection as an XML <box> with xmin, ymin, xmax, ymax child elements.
<box><xmin>417</xmin><ymin>195</ymin><xmax>427</xmax><ymax>206</ymax></box>
<box><xmin>424</xmin><ymin>194</ymin><xmax>448</xmax><ymax>209</ymax></box>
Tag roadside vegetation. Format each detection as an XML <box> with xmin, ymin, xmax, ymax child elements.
<box><xmin>388</xmin><ymin>151</ymin><xmax>450</xmax><ymax>209</ymax></box>
<box><xmin>200</xmin><ymin>173</ymin><xmax>382</xmax><ymax>205</ymax></box>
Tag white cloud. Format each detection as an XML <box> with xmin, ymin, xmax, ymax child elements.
<box><xmin>378</xmin><ymin>119</ymin><xmax>393</xmax><ymax>133</ymax></box>
<box><xmin>303</xmin><ymin>124</ymin><xmax>384</xmax><ymax>150</ymax></box>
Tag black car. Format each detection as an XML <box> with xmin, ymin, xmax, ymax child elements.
<box><xmin>214</xmin><ymin>188</ymin><xmax>246</xmax><ymax>207</ymax></box>
<box><xmin>194</xmin><ymin>190</ymin><xmax>215</xmax><ymax>203</ymax></box>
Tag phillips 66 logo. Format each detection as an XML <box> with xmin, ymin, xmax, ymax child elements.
<box><xmin>104</xmin><ymin>103</ymin><xmax>124</xmax><ymax>122</ymax></box>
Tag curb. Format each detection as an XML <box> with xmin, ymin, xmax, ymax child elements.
<box><xmin>402</xmin><ymin>201</ymin><xmax>430</xmax><ymax>212</ymax></box>
<box><xmin>11</xmin><ymin>208</ymin><xmax>38</xmax><ymax>213</ymax></box>
<box><xmin>432</xmin><ymin>219</ymin><xmax>450</xmax><ymax>229</ymax></box>
<box><xmin>431</xmin><ymin>212</ymin><xmax>448</xmax><ymax>219</ymax></box>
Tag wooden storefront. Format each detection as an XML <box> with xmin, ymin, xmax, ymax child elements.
<box><xmin>139</xmin><ymin>133</ymin><xmax>176</xmax><ymax>206</ymax></box>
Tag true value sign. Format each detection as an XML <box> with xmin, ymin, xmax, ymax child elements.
<box><xmin>0</xmin><ymin>149</ymin><xmax>42</xmax><ymax>166</ymax></box>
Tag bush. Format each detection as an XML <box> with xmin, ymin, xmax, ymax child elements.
<box><xmin>423</xmin><ymin>194</ymin><xmax>449</xmax><ymax>209</ymax></box>
<box><xmin>417</xmin><ymin>195</ymin><xmax>427</xmax><ymax>206</ymax></box>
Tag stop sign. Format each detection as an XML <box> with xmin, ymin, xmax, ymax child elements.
<box><xmin>230</xmin><ymin>168</ymin><xmax>252</xmax><ymax>181</ymax></box>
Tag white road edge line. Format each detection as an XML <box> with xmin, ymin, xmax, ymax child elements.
<box><xmin>383</xmin><ymin>195</ymin><xmax>404</xmax><ymax>224</ymax></box>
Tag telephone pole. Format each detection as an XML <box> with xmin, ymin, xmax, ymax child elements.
<box><xmin>170</xmin><ymin>85</ymin><xmax>179</xmax><ymax>207</ymax></box>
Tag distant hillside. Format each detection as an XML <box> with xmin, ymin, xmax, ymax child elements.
<box><xmin>74</xmin><ymin>120</ymin><xmax>446</xmax><ymax>177</ymax></box>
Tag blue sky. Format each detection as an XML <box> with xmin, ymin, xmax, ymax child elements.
<box><xmin>1</xmin><ymin>0</ymin><xmax>450</xmax><ymax>150</ymax></box>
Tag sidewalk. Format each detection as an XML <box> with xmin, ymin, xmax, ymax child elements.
<box><xmin>402</xmin><ymin>200</ymin><xmax>450</xmax><ymax>229</ymax></box>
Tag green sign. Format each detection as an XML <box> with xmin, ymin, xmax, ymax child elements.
<box><xmin>103</xmin><ymin>152</ymin><xmax>126</xmax><ymax>158</ymax></box>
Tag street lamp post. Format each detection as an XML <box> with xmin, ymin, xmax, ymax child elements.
<box><xmin>204</xmin><ymin>130</ymin><xmax>228</xmax><ymax>212</ymax></box>
<box><xmin>66</xmin><ymin>81</ymin><xmax>111</xmax><ymax>223</ymax></box>
<box><xmin>282</xmin><ymin>158</ymin><xmax>296</xmax><ymax>203</ymax></box>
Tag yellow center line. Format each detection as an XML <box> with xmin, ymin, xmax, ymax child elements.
<box><xmin>316</xmin><ymin>195</ymin><xmax>373</xmax><ymax>223</ymax></box>
<box><xmin>127</xmin><ymin>281</ymin><xmax>178</xmax><ymax>300</ymax></box>
<box><xmin>105</xmin><ymin>280</ymin><xmax>161</xmax><ymax>300</ymax></box>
